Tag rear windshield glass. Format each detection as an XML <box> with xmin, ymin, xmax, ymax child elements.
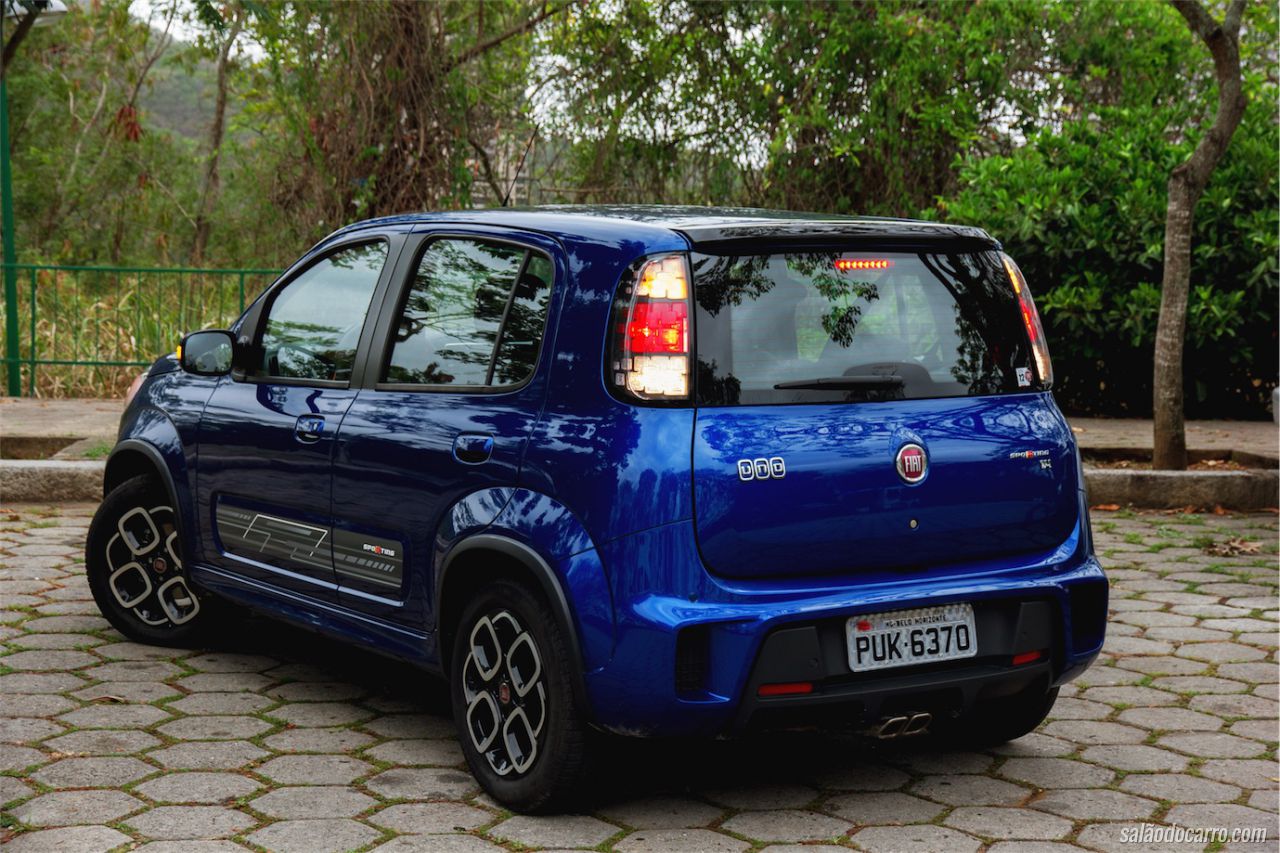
<box><xmin>692</xmin><ymin>249</ymin><xmax>1034</xmax><ymax>406</ymax></box>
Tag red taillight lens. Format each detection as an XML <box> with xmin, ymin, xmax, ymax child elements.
<box><xmin>627</xmin><ymin>301</ymin><xmax>688</xmax><ymax>354</ymax></box>
<box><xmin>1001</xmin><ymin>253</ymin><xmax>1053</xmax><ymax>388</ymax></box>
<box><xmin>609</xmin><ymin>254</ymin><xmax>693</xmax><ymax>400</ymax></box>
<box><xmin>1012</xmin><ymin>649</ymin><xmax>1044</xmax><ymax>666</ymax></box>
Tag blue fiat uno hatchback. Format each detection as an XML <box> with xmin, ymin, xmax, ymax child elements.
<box><xmin>89</xmin><ymin>206</ymin><xmax>1106</xmax><ymax>811</ymax></box>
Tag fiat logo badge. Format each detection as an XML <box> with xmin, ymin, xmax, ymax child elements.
<box><xmin>895</xmin><ymin>444</ymin><xmax>928</xmax><ymax>483</ymax></box>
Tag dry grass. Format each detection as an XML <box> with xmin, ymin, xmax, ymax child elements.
<box><xmin>2</xmin><ymin>266</ymin><xmax>276</xmax><ymax>397</ymax></box>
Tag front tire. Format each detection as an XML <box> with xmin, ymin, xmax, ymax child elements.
<box><xmin>450</xmin><ymin>577</ymin><xmax>591</xmax><ymax>813</ymax></box>
<box><xmin>86</xmin><ymin>475</ymin><xmax>211</xmax><ymax>646</ymax></box>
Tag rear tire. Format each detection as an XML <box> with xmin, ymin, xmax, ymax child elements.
<box><xmin>450</xmin><ymin>577</ymin><xmax>592</xmax><ymax>813</ymax></box>
<box><xmin>86</xmin><ymin>475</ymin><xmax>212</xmax><ymax>647</ymax></box>
<box><xmin>943</xmin><ymin>684</ymin><xmax>1059</xmax><ymax>746</ymax></box>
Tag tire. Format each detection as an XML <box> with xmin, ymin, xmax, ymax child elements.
<box><xmin>943</xmin><ymin>683</ymin><xmax>1059</xmax><ymax>747</ymax></box>
<box><xmin>450</xmin><ymin>577</ymin><xmax>592</xmax><ymax>813</ymax></box>
<box><xmin>86</xmin><ymin>474</ymin><xmax>212</xmax><ymax>647</ymax></box>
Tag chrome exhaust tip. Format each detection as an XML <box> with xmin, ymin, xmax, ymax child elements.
<box><xmin>874</xmin><ymin>715</ymin><xmax>909</xmax><ymax>739</ymax></box>
<box><xmin>902</xmin><ymin>712</ymin><xmax>932</xmax><ymax>736</ymax></box>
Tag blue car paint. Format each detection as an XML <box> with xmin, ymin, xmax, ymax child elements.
<box><xmin>102</xmin><ymin>207</ymin><xmax>1105</xmax><ymax>739</ymax></box>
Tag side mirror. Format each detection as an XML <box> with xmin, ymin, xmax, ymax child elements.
<box><xmin>178</xmin><ymin>329</ymin><xmax>235</xmax><ymax>376</ymax></box>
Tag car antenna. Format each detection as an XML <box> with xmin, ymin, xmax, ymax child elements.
<box><xmin>502</xmin><ymin>130</ymin><xmax>536</xmax><ymax>208</ymax></box>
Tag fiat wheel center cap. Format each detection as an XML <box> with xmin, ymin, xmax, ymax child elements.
<box><xmin>896</xmin><ymin>444</ymin><xmax>928</xmax><ymax>483</ymax></box>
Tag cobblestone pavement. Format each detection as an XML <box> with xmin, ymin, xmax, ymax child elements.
<box><xmin>1</xmin><ymin>503</ymin><xmax>1276</xmax><ymax>853</ymax></box>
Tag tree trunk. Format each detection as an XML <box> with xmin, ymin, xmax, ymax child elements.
<box><xmin>190</xmin><ymin>14</ymin><xmax>243</xmax><ymax>265</ymax></box>
<box><xmin>1152</xmin><ymin>0</ymin><xmax>1247</xmax><ymax>470</ymax></box>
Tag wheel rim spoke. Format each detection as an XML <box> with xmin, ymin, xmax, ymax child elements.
<box><xmin>102</xmin><ymin>503</ymin><xmax>194</xmax><ymax>629</ymax></box>
<box><xmin>461</xmin><ymin>607</ymin><xmax>547</xmax><ymax>777</ymax></box>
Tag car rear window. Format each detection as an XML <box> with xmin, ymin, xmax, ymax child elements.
<box><xmin>692</xmin><ymin>249</ymin><xmax>1035</xmax><ymax>406</ymax></box>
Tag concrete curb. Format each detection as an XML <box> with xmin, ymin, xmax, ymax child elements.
<box><xmin>1</xmin><ymin>460</ymin><xmax>104</xmax><ymax>504</ymax></box>
<box><xmin>1085</xmin><ymin>468</ymin><xmax>1279</xmax><ymax>510</ymax></box>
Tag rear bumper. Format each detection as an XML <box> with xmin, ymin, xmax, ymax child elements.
<box><xmin>585</xmin><ymin>518</ymin><xmax>1105</xmax><ymax>738</ymax></box>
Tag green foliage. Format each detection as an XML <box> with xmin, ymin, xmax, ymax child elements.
<box><xmin>942</xmin><ymin>1</ymin><xmax>1278</xmax><ymax>417</ymax></box>
<box><xmin>2</xmin><ymin>0</ymin><xmax>1275</xmax><ymax>412</ymax></box>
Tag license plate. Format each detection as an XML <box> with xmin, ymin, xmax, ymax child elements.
<box><xmin>846</xmin><ymin>603</ymin><xmax>977</xmax><ymax>673</ymax></box>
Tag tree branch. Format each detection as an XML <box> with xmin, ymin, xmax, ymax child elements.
<box><xmin>444</xmin><ymin>0</ymin><xmax>577</xmax><ymax>73</ymax></box>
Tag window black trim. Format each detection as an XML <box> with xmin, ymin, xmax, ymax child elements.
<box><xmin>237</xmin><ymin>234</ymin><xmax>402</xmax><ymax>390</ymax></box>
<box><xmin>369</xmin><ymin>232</ymin><xmax>555</xmax><ymax>395</ymax></box>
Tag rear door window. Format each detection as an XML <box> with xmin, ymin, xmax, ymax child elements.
<box><xmin>692</xmin><ymin>249</ymin><xmax>1034</xmax><ymax>405</ymax></box>
<box><xmin>382</xmin><ymin>239</ymin><xmax>554</xmax><ymax>388</ymax></box>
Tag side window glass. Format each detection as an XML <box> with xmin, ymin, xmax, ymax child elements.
<box><xmin>260</xmin><ymin>242</ymin><xmax>386</xmax><ymax>382</ymax></box>
<box><xmin>384</xmin><ymin>239</ymin><xmax>553</xmax><ymax>387</ymax></box>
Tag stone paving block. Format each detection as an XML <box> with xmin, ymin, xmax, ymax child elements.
<box><xmin>183</xmin><ymin>652</ymin><xmax>279</xmax><ymax>672</ymax></box>
<box><xmin>368</xmin><ymin>801</ymin><xmax>493</xmax><ymax>833</ymax></box>
<box><xmin>1111</xmin><ymin>654</ymin><xmax>1207</xmax><ymax>675</ymax></box>
<box><xmin>255</xmin><ymin>753</ymin><xmax>374</xmax><ymax>785</ymax></box>
<box><xmin>362</xmin><ymin>713</ymin><xmax>455</xmax><ymax>739</ymax></box>
<box><xmin>2</xmin><ymin>694</ymin><xmax>78</xmax><ymax>717</ymax></box>
<box><xmin>149</xmin><ymin>740</ymin><xmax>268</xmax><ymax>770</ymax></box>
<box><xmin>262</xmin><ymin>727</ymin><xmax>375</xmax><ymax>753</ymax></box>
<box><xmin>595</xmin><ymin>795</ymin><xmax>726</xmax><ymax>829</ymax></box>
<box><xmin>1199</xmin><ymin>758</ymin><xmax>1280</xmax><ymax>790</ymax></box>
<box><xmin>266</xmin><ymin>681</ymin><xmax>368</xmax><ymax>702</ymax></box>
<box><xmin>1228</xmin><ymin>718</ymin><xmax>1279</xmax><ymax>741</ymax></box>
<box><xmin>490</xmin><ymin>814</ymin><xmax>621</xmax><ymax>848</ymax></box>
<box><xmin>175</xmin><ymin>672</ymin><xmax>274</xmax><ymax>693</ymax></box>
<box><xmin>156</xmin><ymin>715</ymin><xmax>273</xmax><ymax>741</ymax></box>
<box><xmin>1164</xmin><ymin>804</ymin><xmax>1277</xmax><ymax>837</ymax></box>
<box><xmin>1079</xmin><ymin>744</ymin><xmax>1190</xmax><ymax>772</ymax></box>
<box><xmin>1115</xmin><ymin>706</ymin><xmax>1223</xmax><ymax>731</ymax></box>
<box><xmin>1119</xmin><ymin>773</ymin><xmax>1241</xmax><ymax>803</ymax></box>
<box><xmin>10</xmin><ymin>789</ymin><xmax>144</xmax><ymax>826</ymax></box>
<box><xmin>81</xmin><ymin>660</ymin><xmax>184</xmax><ymax>681</ymax></box>
<box><xmin>31</xmin><ymin>755</ymin><xmax>155</xmax><ymax>788</ymax></box>
<box><xmin>892</xmin><ymin>751</ymin><xmax>993</xmax><ymax>775</ymax></box>
<box><xmin>365</xmin><ymin>767</ymin><xmax>478</xmax><ymax>800</ymax></box>
<box><xmin>0</xmin><ymin>825</ymin><xmax>132</xmax><ymax>853</ymax></box>
<box><xmin>364</xmin><ymin>737</ymin><xmax>464</xmax><ymax>766</ymax></box>
<box><xmin>268</xmin><ymin>701</ymin><xmax>371</xmax><ymax>727</ymax></box>
<box><xmin>721</xmin><ymin>809</ymin><xmax>850</xmax><ymax>843</ymax></box>
<box><xmin>1080</xmin><ymin>685</ymin><xmax>1179</xmax><ymax>706</ymax></box>
<box><xmin>824</xmin><ymin>790</ymin><xmax>945</xmax><ymax>824</ymax></box>
<box><xmin>809</xmin><ymin>763</ymin><xmax>910</xmax><ymax>791</ymax></box>
<box><xmin>909</xmin><ymin>774</ymin><xmax>1028</xmax><ymax>806</ymax></box>
<box><xmin>130</xmin><ymin>843</ymin><xmax>249</xmax><ymax>853</ymax></box>
<box><xmin>0</xmin><ymin>744</ymin><xmax>48</xmax><ymax>771</ymax></box>
<box><xmin>0</xmin><ymin>649</ymin><xmax>98</xmax><ymax>670</ymax></box>
<box><xmin>125</xmin><ymin>805</ymin><xmax>256</xmax><ymax>839</ymax></box>
<box><xmin>370</xmin><ymin>836</ymin><xmax>506</xmax><ymax>852</ymax></box>
<box><xmin>0</xmin><ymin>717</ymin><xmax>64</xmax><ymax>741</ymax></box>
<box><xmin>58</xmin><ymin>703</ymin><xmax>170</xmax><ymax>729</ymax></box>
<box><xmin>1190</xmin><ymin>692</ymin><xmax>1278</xmax><ymax>718</ymax></box>
<box><xmin>1045</xmin><ymin>697</ymin><xmax>1112</xmax><ymax>720</ymax></box>
<box><xmin>701</xmin><ymin>783</ymin><xmax>819</xmax><ymax>810</ymax></box>
<box><xmin>1157</xmin><ymin>731</ymin><xmax>1267</xmax><ymax>758</ymax></box>
<box><xmin>944</xmin><ymin>806</ymin><xmax>1072</xmax><ymax>840</ymax></box>
<box><xmin>1031</xmin><ymin>788</ymin><xmax>1160</xmax><ymax>820</ymax></box>
<box><xmin>989</xmin><ymin>732</ymin><xmax>1076</xmax><ymax>758</ymax></box>
<box><xmin>615</xmin><ymin>828</ymin><xmax>749</xmax><ymax>852</ymax></box>
<box><xmin>72</xmin><ymin>681</ymin><xmax>180</xmax><ymax>703</ymax></box>
<box><xmin>1041</xmin><ymin>720</ymin><xmax>1146</xmax><ymax>744</ymax></box>
<box><xmin>998</xmin><ymin>757</ymin><xmax>1115</xmax><ymax>789</ymax></box>
<box><xmin>165</xmin><ymin>692</ymin><xmax>274</xmax><ymax>716</ymax></box>
<box><xmin>0</xmin><ymin>672</ymin><xmax>86</xmax><ymax>693</ymax></box>
<box><xmin>250</xmin><ymin>785</ymin><xmax>377</xmax><ymax>819</ymax></box>
<box><xmin>851</xmin><ymin>824</ymin><xmax>982</xmax><ymax>853</ymax></box>
<box><xmin>244</xmin><ymin>818</ymin><xmax>381</xmax><ymax>853</ymax></box>
<box><xmin>1177</xmin><ymin>642</ymin><xmax>1268</xmax><ymax>663</ymax></box>
<box><xmin>93</xmin><ymin>641</ymin><xmax>189</xmax><ymax>660</ymax></box>
<box><xmin>7</xmin><ymin>633</ymin><xmax>101</xmax><ymax>650</ymax></box>
<box><xmin>134</xmin><ymin>771</ymin><xmax>263</xmax><ymax>804</ymax></box>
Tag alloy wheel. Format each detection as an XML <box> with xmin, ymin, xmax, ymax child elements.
<box><xmin>461</xmin><ymin>609</ymin><xmax>547</xmax><ymax>776</ymax></box>
<box><xmin>104</xmin><ymin>504</ymin><xmax>199</xmax><ymax>628</ymax></box>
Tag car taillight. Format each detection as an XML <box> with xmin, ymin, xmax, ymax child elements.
<box><xmin>609</xmin><ymin>254</ymin><xmax>692</xmax><ymax>401</ymax></box>
<box><xmin>1001</xmin><ymin>253</ymin><xmax>1053</xmax><ymax>388</ymax></box>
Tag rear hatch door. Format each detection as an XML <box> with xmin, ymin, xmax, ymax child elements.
<box><xmin>690</xmin><ymin>245</ymin><xmax>1077</xmax><ymax>579</ymax></box>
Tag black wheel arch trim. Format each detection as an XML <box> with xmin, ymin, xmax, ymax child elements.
<box><xmin>104</xmin><ymin>439</ymin><xmax>181</xmax><ymax>507</ymax></box>
<box><xmin>437</xmin><ymin>533</ymin><xmax>591</xmax><ymax>715</ymax></box>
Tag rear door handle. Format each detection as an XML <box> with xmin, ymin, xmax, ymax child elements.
<box><xmin>294</xmin><ymin>415</ymin><xmax>326</xmax><ymax>444</ymax></box>
<box><xmin>453</xmin><ymin>433</ymin><xmax>494</xmax><ymax>464</ymax></box>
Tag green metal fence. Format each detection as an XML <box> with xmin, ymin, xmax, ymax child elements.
<box><xmin>1</xmin><ymin>263</ymin><xmax>280</xmax><ymax>397</ymax></box>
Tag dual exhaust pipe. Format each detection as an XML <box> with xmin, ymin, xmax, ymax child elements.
<box><xmin>869</xmin><ymin>711</ymin><xmax>932</xmax><ymax>739</ymax></box>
